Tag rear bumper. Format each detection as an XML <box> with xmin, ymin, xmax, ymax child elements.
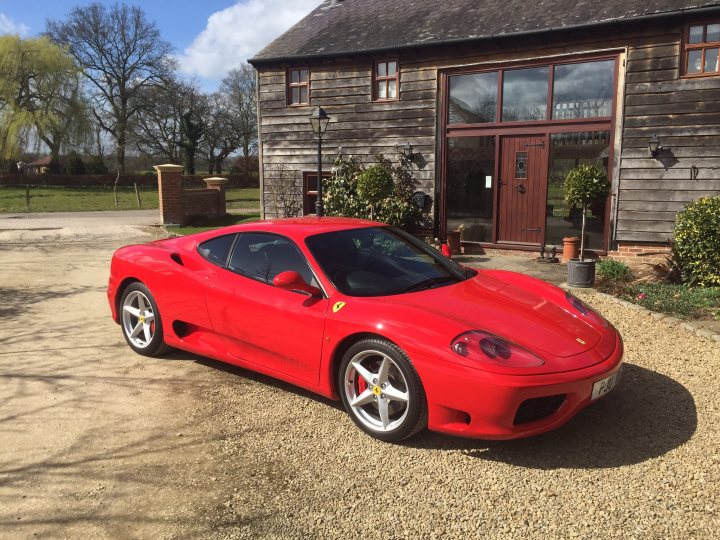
<box><xmin>413</xmin><ymin>333</ymin><xmax>624</xmax><ymax>439</ymax></box>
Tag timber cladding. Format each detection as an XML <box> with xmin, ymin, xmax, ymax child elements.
<box><xmin>256</xmin><ymin>14</ymin><xmax>720</xmax><ymax>246</ymax></box>
<box><xmin>619</xmin><ymin>35</ymin><xmax>720</xmax><ymax>243</ymax></box>
<box><xmin>258</xmin><ymin>62</ymin><xmax>437</xmax><ymax>218</ymax></box>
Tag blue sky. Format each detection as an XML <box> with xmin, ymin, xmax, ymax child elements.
<box><xmin>0</xmin><ymin>0</ymin><xmax>319</xmax><ymax>89</ymax></box>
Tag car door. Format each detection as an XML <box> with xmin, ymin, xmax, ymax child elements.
<box><xmin>204</xmin><ymin>232</ymin><xmax>328</xmax><ymax>385</ymax></box>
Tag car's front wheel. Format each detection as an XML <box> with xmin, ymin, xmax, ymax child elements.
<box><xmin>338</xmin><ymin>338</ymin><xmax>427</xmax><ymax>442</ymax></box>
<box><xmin>120</xmin><ymin>282</ymin><xmax>169</xmax><ymax>357</ymax></box>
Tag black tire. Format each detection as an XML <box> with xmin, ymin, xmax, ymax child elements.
<box><xmin>338</xmin><ymin>338</ymin><xmax>427</xmax><ymax>442</ymax></box>
<box><xmin>119</xmin><ymin>282</ymin><xmax>170</xmax><ymax>357</ymax></box>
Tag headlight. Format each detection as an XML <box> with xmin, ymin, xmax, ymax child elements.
<box><xmin>565</xmin><ymin>292</ymin><xmax>609</xmax><ymax>328</ymax></box>
<box><xmin>450</xmin><ymin>330</ymin><xmax>544</xmax><ymax>368</ymax></box>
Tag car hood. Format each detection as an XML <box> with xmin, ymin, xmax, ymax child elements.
<box><xmin>385</xmin><ymin>271</ymin><xmax>605</xmax><ymax>366</ymax></box>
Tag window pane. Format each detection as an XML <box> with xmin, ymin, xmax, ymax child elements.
<box><xmin>546</xmin><ymin>131</ymin><xmax>610</xmax><ymax>250</ymax></box>
<box><xmin>198</xmin><ymin>234</ymin><xmax>236</xmax><ymax>266</ymax></box>
<box><xmin>305</xmin><ymin>194</ymin><xmax>317</xmax><ymax>215</ymax></box>
<box><xmin>291</xmin><ymin>87</ymin><xmax>300</xmax><ymax>104</ymax></box>
<box><xmin>446</xmin><ymin>136</ymin><xmax>496</xmax><ymax>243</ymax></box>
<box><xmin>448</xmin><ymin>71</ymin><xmax>498</xmax><ymax>124</ymax></box>
<box><xmin>388</xmin><ymin>61</ymin><xmax>397</xmax><ymax>75</ymax></box>
<box><xmin>229</xmin><ymin>233</ymin><xmax>315</xmax><ymax>286</ymax></box>
<box><xmin>552</xmin><ymin>60</ymin><xmax>614</xmax><ymax>119</ymax></box>
<box><xmin>378</xmin><ymin>81</ymin><xmax>387</xmax><ymax>99</ymax></box>
<box><xmin>515</xmin><ymin>152</ymin><xmax>528</xmax><ymax>179</ymax></box>
<box><xmin>502</xmin><ymin>67</ymin><xmax>549</xmax><ymax>122</ymax></box>
<box><xmin>388</xmin><ymin>79</ymin><xmax>397</xmax><ymax>98</ymax></box>
<box><xmin>687</xmin><ymin>50</ymin><xmax>703</xmax><ymax>73</ymax></box>
<box><xmin>305</xmin><ymin>174</ymin><xmax>318</xmax><ymax>192</ymax></box>
<box><xmin>291</xmin><ymin>70</ymin><xmax>299</xmax><ymax>84</ymax></box>
<box><xmin>704</xmin><ymin>48</ymin><xmax>719</xmax><ymax>72</ymax></box>
<box><xmin>708</xmin><ymin>24</ymin><xmax>720</xmax><ymax>42</ymax></box>
<box><xmin>377</xmin><ymin>62</ymin><xmax>387</xmax><ymax>77</ymax></box>
<box><xmin>689</xmin><ymin>25</ymin><xmax>704</xmax><ymax>44</ymax></box>
<box><xmin>300</xmin><ymin>86</ymin><xmax>308</xmax><ymax>104</ymax></box>
<box><xmin>300</xmin><ymin>69</ymin><xmax>308</xmax><ymax>82</ymax></box>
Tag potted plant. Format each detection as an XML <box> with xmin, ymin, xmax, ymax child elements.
<box><xmin>563</xmin><ymin>164</ymin><xmax>609</xmax><ymax>287</ymax></box>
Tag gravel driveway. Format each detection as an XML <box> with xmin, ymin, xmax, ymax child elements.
<box><xmin>0</xmin><ymin>215</ymin><xmax>717</xmax><ymax>538</ymax></box>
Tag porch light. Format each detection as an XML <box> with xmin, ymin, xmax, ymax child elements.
<box><xmin>309</xmin><ymin>107</ymin><xmax>330</xmax><ymax>216</ymax></box>
<box><xmin>402</xmin><ymin>142</ymin><xmax>414</xmax><ymax>161</ymax></box>
<box><xmin>648</xmin><ymin>134</ymin><xmax>662</xmax><ymax>157</ymax></box>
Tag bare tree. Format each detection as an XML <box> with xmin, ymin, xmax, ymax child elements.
<box><xmin>220</xmin><ymin>64</ymin><xmax>258</xmax><ymax>161</ymax></box>
<box><xmin>266</xmin><ymin>164</ymin><xmax>302</xmax><ymax>218</ymax></box>
<box><xmin>46</xmin><ymin>3</ymin><xmax>174</xmax><ymax>174</ymax></box>
<box><xmin>200</xmin><ymin>92</ymin><xmax>238</xmax><ymax>175</ymax></box>
<box><xmin>131</xmin><ymin>78</ymin><xmax>201</xmax><ymax>166</ymax></box>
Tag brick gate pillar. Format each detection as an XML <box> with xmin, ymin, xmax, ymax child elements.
<box><xmin>154</xmin><ymin>164</ymin><xmax>185</xmax><ymax>226</ymax></box>
<box><xmin>203</xmin><ymin>176</ymin><xmax>229</xmax><ymax>218</ymax></box>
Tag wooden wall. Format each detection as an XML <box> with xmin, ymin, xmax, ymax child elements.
<box><xmin>257</xmin><ymin>62</ymin><xmax>437</xmax><ymax>218</ymax></box>
<box><xmin>618</xmin><ymin>36</ymin><xmax>720</xmax><ymax>243</ymax></box>
<box><xmin>256</xmin><ymin>14</ymin><xmax>720</xmax><ymax>243</ymax></box>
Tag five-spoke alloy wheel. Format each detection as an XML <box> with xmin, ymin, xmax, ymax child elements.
<box><xmin>338</xmin><ymin>338</ymin><xmax>427</xmax><ymax>442</ymax></box>
<box><xmin>120</xmin><ymin>282</ymin><xmax>168</xmax><ymax>356</ymax></box>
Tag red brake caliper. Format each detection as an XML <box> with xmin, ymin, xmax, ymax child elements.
<box><xmin>357</xmin><ymin>374</ymin><xmax>367</xmax><ymax>394</ymax></box>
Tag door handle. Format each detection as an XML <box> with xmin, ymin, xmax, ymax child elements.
<box><xmin>517</xmin><ymin>184</ymin><xmax>526</xmax><ymax>194</ymax></box>
<box><xmin>521</xmin><ymin>227</ymin><xmax>542</xmax><ymax>233</ymax></box>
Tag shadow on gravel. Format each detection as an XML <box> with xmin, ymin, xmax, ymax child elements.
<box><xmin>164</xmin><ymin>350</ymin><xmax>342</xmax><ymax>410</ymax></box>
<box><xmin>410</xmin><ymin>363</ymin><xmax>697</xmax><ymax>469</ymax></box>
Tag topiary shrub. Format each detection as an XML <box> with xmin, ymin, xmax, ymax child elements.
<box><xmin>673</xmin><ymin>195</ymin><xmax>720</xmax><ymax>286</ymax></box>
<box><xmin>357</xmin><ymin>163</ymin><xmax>393</xmax><ymax>219</ymax></box>
<box><xmin>563</xmin><ymin>164</ymin><xmax>609</xmax><ymax>260</ymax></box>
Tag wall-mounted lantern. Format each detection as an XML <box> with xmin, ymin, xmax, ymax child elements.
<box><xmin>648</xmin><ymin>134</ymin><xmax>663</xmax><ymax>157</ymax></box>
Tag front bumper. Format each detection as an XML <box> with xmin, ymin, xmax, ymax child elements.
<box><xmin>412</xmin><ymin>333</ymin><xmax>624</xmax><ymax>439</ymax></box>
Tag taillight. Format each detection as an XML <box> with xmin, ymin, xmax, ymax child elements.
<box><xmin>451</xmin><ymin>331</ymin><xmax>544</xmax><ymax>368</ymax></box>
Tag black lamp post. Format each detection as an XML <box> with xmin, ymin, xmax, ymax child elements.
<box><xmin>309</xmin><ymin>106</ymin><xmax>330</xmax><ymax>216</ymax></box>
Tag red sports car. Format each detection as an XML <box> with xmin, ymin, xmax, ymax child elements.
<box><xmin>107</xmin><ymin>217</ymin><xmax>623</xmax><ymax>442</ymax></box>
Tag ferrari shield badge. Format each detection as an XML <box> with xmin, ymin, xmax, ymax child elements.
<box><xmin>333</xmin><ymin>301</ymin><xmax>346</xmax><ymax>313</ymax></box>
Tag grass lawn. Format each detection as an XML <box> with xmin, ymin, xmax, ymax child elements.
<box><xmin>0</xmin><ymin>186</ymin><xmax>259</xmax><ymax>213</ymax></box>
<box><xmin>170</xmin><ymin>213</ymin><xmax>261</xmax><ymax>235</ymax></box>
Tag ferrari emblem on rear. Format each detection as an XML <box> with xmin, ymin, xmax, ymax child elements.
<box><xmin>576</xmin><ymin>337</ymin><xmax>586</xmax><ymax>345</ymax></box>
<box><xmin>333</xmin><ymin>302</ymin><xmax>346</xmax><ymax>313</ymax></box>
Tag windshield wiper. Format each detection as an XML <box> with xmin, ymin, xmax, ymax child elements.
<box><xmin>403</xmin><ymin>276</ymin><xmax>457</xmax><ymax>293</ymax></box>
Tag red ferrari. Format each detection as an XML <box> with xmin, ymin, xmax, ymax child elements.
<box><xmin>107</xmin><ymin>217</ymin><xmax>623</xmax><ymax>442</ymax></box>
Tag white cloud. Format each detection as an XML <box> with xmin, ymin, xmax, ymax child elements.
<box><xmin>0</xmin><ymin>13</ymin><xmax>29</xmax><ymax>36</ymax></box>
<box><xmin>179</xmin><ymin>0</ymin><xmax>319</xmax><ymax>82</ymax></box>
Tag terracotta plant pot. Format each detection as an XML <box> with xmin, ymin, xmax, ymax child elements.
<box><xmin>562</xmin><ymin>236</ymin><xmax>580</xmax><ymax>263</ymax></box>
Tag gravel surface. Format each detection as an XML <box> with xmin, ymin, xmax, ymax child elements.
<box><xmin>200</xmin><ymin>291</ymin><xmax>719</xmax><ymax>539</ymax></box>
<box><xmin>1</xmin><ymin>217</ymin><xmax>717</xmax><ymax>538</ymax></box>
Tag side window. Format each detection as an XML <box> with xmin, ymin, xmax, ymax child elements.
<box><xmin>198</xmin><ymin>234</ymin><xmax>236</xmax><ymax>266</ymax></box>
<box><xmin>228</xmin><ymin>233</ymin><xmax>317</xmax><ymax>287</ymax></box>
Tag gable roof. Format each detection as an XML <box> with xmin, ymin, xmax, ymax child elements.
<box><xmin>250</xmin><ymin>0</ymin><xmax>720</xmax><ymax>64</ymax></box>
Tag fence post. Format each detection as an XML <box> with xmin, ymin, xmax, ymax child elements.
<box><xmin>25</xmin><ymin>184</ymin><xmax>30</xmax><ymax>210</ymax></box>
<box><xmin>203</xmin><ymin>177</ymin><xmax>228</xmax><ymax>218</ymax></box>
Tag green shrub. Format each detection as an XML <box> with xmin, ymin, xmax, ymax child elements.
<box><xmin>629</xmin><ymin>283</ymin><xmax>720</xmax><ymax>320</ymax></box>
<box><xmin>596</xmin><ymin>259</ymin><xmax>633</xmax><ymax>282</ymax></box>
<box><xmin>673</xmin><ymin>196</ymin><xmax>720</xmax><ymax>286</ymax></box>
<box><xmin>324</xmin><ymin>153</ymin><xmax>421</xmax><ymax>228</ymax></box>
<box><xmin>66</xmin><ymin>152</ymin><xmax>86</xmax><ymax>175</ymax></box>
<box><xmin>86</xmin><ymin>155</ymin><xmax>108</xmax><ymax>174</ymax></box>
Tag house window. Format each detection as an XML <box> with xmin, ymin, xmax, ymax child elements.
<box><xmin>288</xmin><ymin>68</ymin><xmax>309</xmax><ymax>105</ymax></box>
<box><xmin>303</xmin><ymin>172</ymin><xmax>331</xmax><ymax>215</ymax></box>
<box><xmin>374</xmin><ymin>61</ymin><xmax>399</xmax><ymax>101</ymax></box>
<box><xmin>685</xmin><ymin>23</ymin><xmax>720</xmax><ymax>76</ymax></box>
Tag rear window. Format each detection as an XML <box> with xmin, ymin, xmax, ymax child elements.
<box><xmin>198</xmin><ymin>234</ymin><xmax>236</xmax><ymax>266</ymax></box>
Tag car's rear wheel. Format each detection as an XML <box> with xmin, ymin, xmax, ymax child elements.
<box><xmin>120</xmin><ymin>282</ymin><xmax>169</xmax><ymax>357</ymax></box>
<box><xmin>338</xmin><ymin>338</ymin><xmax>427</xmax><ymax>442</ymax></box>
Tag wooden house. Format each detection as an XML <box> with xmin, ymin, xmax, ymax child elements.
<box><xmin>248</xmin><ymin>0</ymin><xmax>720</xmax><ymax>261</ymax></box>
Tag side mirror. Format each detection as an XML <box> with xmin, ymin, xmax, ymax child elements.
<box><xmin>273</xmin><ymin>270</ymin><xmax>322</xmax><ymax>297</ymax></box>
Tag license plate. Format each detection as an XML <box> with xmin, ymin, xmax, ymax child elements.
<box><xmin>591</xmin><ymin>370</ymin><xmax>621</xmax><ymax>400</ymax></box>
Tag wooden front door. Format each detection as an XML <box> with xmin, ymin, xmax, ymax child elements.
<box><xmin>498</xmin><ymin>136</ymin><xmax>548</xmax><ymax>245</ymax></box>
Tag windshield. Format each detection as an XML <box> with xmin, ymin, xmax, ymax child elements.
<box><xmin>305</xmin><ymin>226</ymin><xmax>476</xmax><ymax>297</ymax></box>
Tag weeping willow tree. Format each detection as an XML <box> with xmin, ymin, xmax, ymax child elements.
<box><xmin>0</xmin><ymin>35</ymin><xmax>90</xmax><ymax>164</ymax></box>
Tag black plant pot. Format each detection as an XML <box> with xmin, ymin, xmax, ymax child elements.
<box><xmin>567</xmin><ymin>258</ymin><xmax>596</xmax><ymax>288</ymax></box>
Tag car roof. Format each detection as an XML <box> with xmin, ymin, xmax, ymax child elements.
<box><xmin>219</xmin><ymin>216</ymin><xmax>386</xmax><ymax>241</ymax></box>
